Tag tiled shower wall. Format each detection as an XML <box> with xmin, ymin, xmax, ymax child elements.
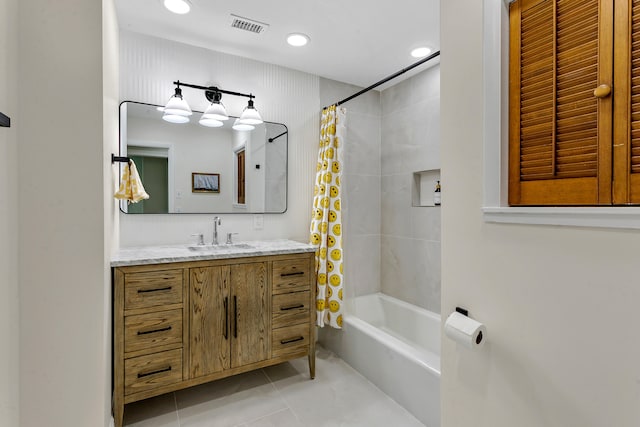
<box><xmin>380</xmin><ymin>64</ymin><xmax>441</xmax><ymax>313</ymax></box>
<box><xmin>319</xmin><ymin>65</ymin><xmax>440</xmax><ymax>313</ymax></box>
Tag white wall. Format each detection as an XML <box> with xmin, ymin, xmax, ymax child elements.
<box><xmin>16</xmin><ymin>0</ymin><xmax>116</xmax><ymax>426</ymax></box>
<box><xmin>0</xmin><ymin>0</ymin><xmax>19</xmax><ymax>424</ymax></box>
<box><xmin>104</xmin><ymin>0</ymin><xmax>120</xmax><ymax>424</ymax></box>
<box><xmin>441</xmin><ymin>1</ymin><xmax>640</xmax><ymax>426</ymax></box>
<box><xmin>119</xmin><ymin>31</ymin><xmax>320</xmax><ymax>246</ymax></box>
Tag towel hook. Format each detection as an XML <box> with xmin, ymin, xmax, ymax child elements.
<box><xmin>111</xmin><ymin>154</ymin><xmax>131</xmax><ymax>164</ymax></box>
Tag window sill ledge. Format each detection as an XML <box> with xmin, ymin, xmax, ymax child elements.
<box><xmin>483</xmin><ymin>207</ymin><xmax>640</xmax><ymax>230</ymax></box>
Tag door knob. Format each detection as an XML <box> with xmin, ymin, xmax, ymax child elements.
<box><xmin>593</xmin><ymin>84</ymin><xmax>611</xmax><ymax>99</ymax></box>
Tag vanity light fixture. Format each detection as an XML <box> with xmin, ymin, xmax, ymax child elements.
<box><xmin>286</xmin><ymin>33</ymin><xmax>310</xmax><ymax>47</ymax></box>
<box><xmin>164</xmin><ymin>0</ymin><xmax>191</xmax><ymax>14</ymax></box>
<box><xmin>238</xmin><ymin>99</ymin><xmax>263</xmax><ymax>125</ymax></box>
<box><xmin>201</xmin><ymin>91</ymin><xmax>229</xmax><ymax>121</ymax></box>
<box><xmin>411</xmin><ymin>46</ymin><xmax>432</xmax><ymax>58</ymax></box>
<box><xmin>163</xmin><ymin>80</ymin><xmax>262</xmax><ymax>128</ymax></box>
<box><xmin>162</xmin><ymin>85</ymin><xmax>192</xmax><ymax>123</ymax></box>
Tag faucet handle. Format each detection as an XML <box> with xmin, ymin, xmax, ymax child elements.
<box><xmin>226</xmin><ymin>232</ymin><xmax>239</xmax><ymax>244</ymax></box>
<box><xmin>191</xmin><ymin>233</ymin><xmax>204</xmax><ymax>246</ymax></box>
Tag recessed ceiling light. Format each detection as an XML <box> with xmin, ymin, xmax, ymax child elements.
<box><xmin>411</xmin><ymin>46</ymin><xmax>432</xmax><ymax>58</ymax></box>
<box><xmin>287</xmin><ymin>33</ymin><xmax>310</xmax><ymax>47</ymax></box>
<box><xmin>164</xmin><ymin>0</ymin><xmax>191</xmax><ymax>14</ymax></box>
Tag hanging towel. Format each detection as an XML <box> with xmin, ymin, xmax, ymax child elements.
<box><xmin>114</xmin><ymin>160</ymin><xmax>149</xmax><ymax>203</ymax></box>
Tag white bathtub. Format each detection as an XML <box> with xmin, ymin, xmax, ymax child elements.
<box><xmin>320</xmin><ymin>293</ymin><xmax>441</xmax><ymax>427</ymax></box>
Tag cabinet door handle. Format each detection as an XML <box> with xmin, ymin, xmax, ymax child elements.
<box><xmin>280</xmin><ymin>271</ymin><xmax>305</xmax><ymax>277</ymax></box>
<box><xmin>233</xmin><ymin>295</ymin><xmax>238</xmax><ymax>339</ymax></box>
<box><xmin>280</xmin><ymin>336</ymin><xmax>304</xmax><ymax>345</ymax></box>
<box><xmin>137</xmin><ymin>366</ymin><xmax>171</xmax><ymax>378</ymax></box>
<box><xmin>280</xmin><ymin>304</ymin><xmax>304</xmax><ymax>311</ymax></box>
<box><xmin>223</xmin><ymin>297</ymin><xmax>229</xmax><ymax>340</ymax></box>
<box><xmin>137</xmin><ymin>326</ymin><xmax>172</xmax><ymax>335</ymax></box>
<box><xmin>137</xmin><ymin>286</ymin><xmax>172</xmax><ymax>294</ymax></box>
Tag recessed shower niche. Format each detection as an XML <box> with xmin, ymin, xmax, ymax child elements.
<box><xmin>412</xmin><ymin>169</ymin><xmax>441</xmax><ymax>207</ymax></box>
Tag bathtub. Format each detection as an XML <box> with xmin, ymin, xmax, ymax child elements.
<box><xmin>320</xmin><ymin>293</ymin><xmax>441</xmax><ymax>427</ymax></box>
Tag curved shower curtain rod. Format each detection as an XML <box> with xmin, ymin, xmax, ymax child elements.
<box><xmin>324</xmin><ymin>50</ymin><xmax>441</xmax><ymax>110</ymax></box>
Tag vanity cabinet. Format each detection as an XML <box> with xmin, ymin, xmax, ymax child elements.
<box><xmin>189</xmin><ymin>262</ymin><xmax>269</xmax><ymax>377</ymax></box>
<box><xmin>112</xmin><ymin>252</ymin><xmax>315</xmax><ymax>427</ymax></box>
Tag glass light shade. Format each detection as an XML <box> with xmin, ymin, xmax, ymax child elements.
<box><xmin>163</xmin><ymin>95</ymin><xmax>192</xmax><ymax>116</ymax></box>
<box><xmin>239</xmin><ymin>101</ymin><xmax>263</xmax><ymax>125</ymax></box>
<box><xmin>162</xmin><ymin>113</ymin><xmax>189</xmax><ymax>123</ymax></box>
<box><xmin>199</xmin><ymin>117</ymin><xmax>224</xmax><ymax>127</ymax></box>
<box><xmin>164</xmin><ymin>0</ymin><xmax>191</xmax><ymax>14</ymax></box>
<box><xmin>232</xmin><ymin>118</ymin><xmax>255</xmax><ymax>131</ymax></box>
<box><xmin>202</xmin><ymin>102</ymin><xmax>229</xmax><ymax>121</ymax></box>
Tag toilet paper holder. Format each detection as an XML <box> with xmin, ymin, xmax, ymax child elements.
<box><xmin>455</xmin><ymin>306</ymin><xmax>469</xmax><ymax>316</ymax></box>
<box><xmin>450</xmin><ymin>306</ymin><xmax>484</xmax><ymax>346</ymax></box>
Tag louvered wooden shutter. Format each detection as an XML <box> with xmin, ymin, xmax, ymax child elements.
<box><xmin>509</xmin><ymin>0</ymin><xmax>613</xmax><ymax>206</ymax></box>
<box><xmin>613</xmin><ymin>0</ymin><xmax>640</xmax><ymax>204</ymax></box>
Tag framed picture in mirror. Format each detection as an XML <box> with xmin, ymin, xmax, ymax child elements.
<box><xmin>192</xmin><ymin>172</ymin><xmax>220</xmax><ymax>193</ymax></box>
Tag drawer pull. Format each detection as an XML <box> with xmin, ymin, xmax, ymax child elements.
<box><xmin>281</xmin><ymin>271</ymin><xmax>305</xmax><ymax>277</ymax></box>
<box><xmin>137</xmin><ymin>326</ymin><xmax>172</xmax><ymax>336</ymax></box>
<box><xmin>137</xmin><ymin>286</ymin><xmax>172</xmax><ymax>294</ymax></box>
<box><xmin>280</xmin><ymin>303</ymin><xmax>305</xmax><ymax>311</ymax></box>
<box><xmin>280</xmin><ymin>336</ymin><xmax>304</xmax><ymax>345</ymax></box>
<box><xmin>137</xmin><ymin>366</ymin><xmax>172</xmax><ymax>378</ymax></box>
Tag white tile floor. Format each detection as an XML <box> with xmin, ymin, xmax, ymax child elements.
<box><xmin>123</xmin><ymin>346</ymin><xmax>425</xmax><ymax>427</ymax></box>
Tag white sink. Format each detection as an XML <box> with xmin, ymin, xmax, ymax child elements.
<box><xmin>188</xmin><ymin>243</ymin><xmax>254</xmax><ymax>252</ymax></box>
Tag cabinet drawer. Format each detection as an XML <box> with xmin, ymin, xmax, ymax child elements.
<box><xmin>272</xmin><ymin>259</ymin><xmax>311</xmax><ymax>294</ymax></box>
<box><xmin>124</xmin><ymin>309</ymin><xmax>183</xmax><ymax>354</ymax></box>
<box><xmin>124</xmin><ymin>348</ymin><xmax>183</xmax><ymax>396</ymax></box>
<box><xmin>272</xmin><ymin>291</ymin><xmax>310</xmax><ymax>329</ymax></box>
<box><xmin>272</xmin><ymin>323</ymin><xmax>310</xmax><ymax>358</ymax></box>
<box><xmin>124</xmin><ymin>270</ymin><xmax>183</xmax><ymax>310</ymax></box>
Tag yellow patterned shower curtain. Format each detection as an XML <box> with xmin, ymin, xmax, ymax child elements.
<box><xmin>310</xmin><ymin>105</ymin><xmax>345</xmax><ymax>328</ymax></box>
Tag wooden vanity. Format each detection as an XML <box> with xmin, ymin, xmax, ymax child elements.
<box><xmin>111</xmin><ymin>241</ymin><xmax>315</xmax><ymax>427</ymax></box>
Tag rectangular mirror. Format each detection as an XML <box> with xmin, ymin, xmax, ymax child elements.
<box><xmin>119</xmin><ymin>101</ymin><xmax>287</xmax><ymax>214</ymax></box>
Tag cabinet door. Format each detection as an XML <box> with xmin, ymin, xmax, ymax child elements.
<box><xmin>190</xmin><ymin>266</ymin><xmax>230</xmax><ymax>378</ymax></box>
<box><xmin>230</xmin><ymin>262</ymin><xmax>269</xmax><ymax>368</ymax></box>
<box><xmin>509</xmin><ymin>0</ymin><xmax>614</xmax><ymax>205</ymax></box>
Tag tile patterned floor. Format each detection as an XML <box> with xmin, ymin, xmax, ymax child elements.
<box><xmin>123</xmin><ymin>347</ymin><xmax>425</xmax><ymax>427</ymax></box>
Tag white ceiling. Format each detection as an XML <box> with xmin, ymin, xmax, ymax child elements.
<box><xmin>115</xmin><ymin>0</ymin><xmax>440</xmax><ymax>90</ymax></box>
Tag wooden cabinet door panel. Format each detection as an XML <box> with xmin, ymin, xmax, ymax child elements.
<box><xmin>190</xmin><ymin>266</ymin><xmax>230</xmax><ymax>378</ymax></box>
<box><xmin>230</xmin><ymin>263</ymin><xmax>269</xmax><ymax>368</ymax></box>
<box><xmin>509</xmin><ymin>0</ymin><xmax>613</xmax><ymax>205</ymax></box>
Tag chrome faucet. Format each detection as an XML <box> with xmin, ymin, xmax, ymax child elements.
<box><xmin>212</xmin><ymin>216</ymin><xmax>221</xmax><ymax>245</ymax></box>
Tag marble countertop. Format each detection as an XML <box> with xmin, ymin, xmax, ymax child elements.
<box><xmin>111</xmin><ymin>239</ymin><xmax>316</xmax><ymax>267</ymax></box>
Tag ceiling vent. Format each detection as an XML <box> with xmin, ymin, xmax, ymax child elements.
<box><xmin>229</xmin><ymin>14</ymin><xmax>269</xmax><ymax>34</ymax></box>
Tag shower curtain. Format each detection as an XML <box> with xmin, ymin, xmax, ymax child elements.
<box><xmin>310</xmin><ymin>105</ymin><xmax>345</xmax><ymax>329</ymax></box>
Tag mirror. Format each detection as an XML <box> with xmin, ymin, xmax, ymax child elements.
<box><xmin>119</xmin><ymin>101</ymin><xmax>287</xmax><ymax>214</ymax></box>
